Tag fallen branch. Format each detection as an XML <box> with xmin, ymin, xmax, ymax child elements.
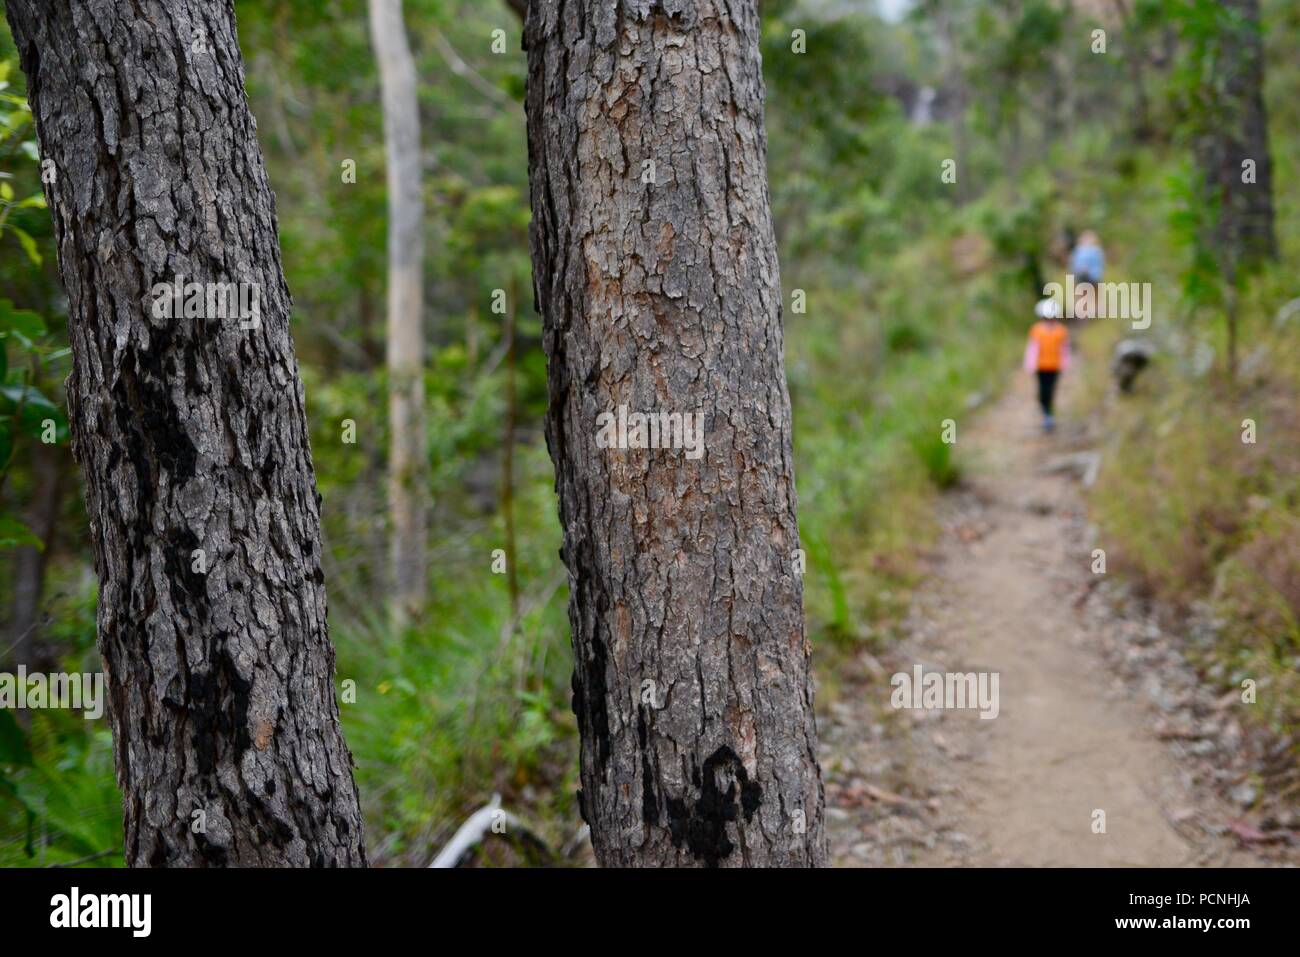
<box><xmin>429</xmin><ymin>794</ymin><xmax>551</xmax><ymax>868</ymax></box>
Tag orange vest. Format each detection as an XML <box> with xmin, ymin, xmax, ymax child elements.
<box><xmin>1030</xmin><ymin>321</ymin><xmax>1068</xmax><ymax>371</ymax></box>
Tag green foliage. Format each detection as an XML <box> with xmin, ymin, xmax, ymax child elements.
<box><xmin>2</xmin><ymin>0</ymin><xmax>1299</xmax><ymax>865</ymax></box>
<box><xmin>1076</xmin><ymin>25</ymin><xmax>1300</xmax><ymax>744</ymax></box>
<box><xmin>0</xmin><ymin>577</ymin><xmax>118</xmax><ymax>866</ymax></box>
<box><xmin>908</xmin><ymin>427</ymin><xmax>960</xmax><ymax>490</ymax></box>
<box><xmin>0</xmin><ymin>55</ymin><xmax>65</xmax><ymax>496</ymax></box>
<box><xmin>0</xmin><ymin>718</ymin><xmax>122</xmax><ymax>867</ymax></box>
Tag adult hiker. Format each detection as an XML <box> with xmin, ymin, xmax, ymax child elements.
<box><xmin>1069</xmin><ymin>229</ymin><xmax>1105</xmax><ymax>319</ymax></box>
<box><xmin>1024</xmin><ymin>298</ymin><xmax>1071</xmax><ymax>433</ymax></box>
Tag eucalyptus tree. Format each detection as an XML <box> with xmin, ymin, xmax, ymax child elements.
<box><xmin>523</xmin><ymin>0</ymin><xmax>826</xmax><ymax>867</ymax></box>
<box><xmin>4</xmin><ymin>0</ymin><xmax>367</xmax><ymax>866</ymax></box>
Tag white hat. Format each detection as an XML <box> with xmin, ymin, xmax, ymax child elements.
<box><xmin>1035</xmin><ymin>298</ymin><xmax>1062</xmax><ymax>319</ymax></box>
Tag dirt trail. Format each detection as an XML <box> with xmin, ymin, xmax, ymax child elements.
<box><xmin>823</xmin><ymin>358</ymin><xmax>1272</xmax><ymax>867</ymax></box>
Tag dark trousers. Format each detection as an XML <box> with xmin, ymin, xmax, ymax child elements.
<box><xmin>1037</xmin><ymin>370</ymin><xmax>1060</xmax><ymax>416</ymax></box>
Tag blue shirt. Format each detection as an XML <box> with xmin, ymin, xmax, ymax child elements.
<box><xmin>1071</xmin><ymin>245</ymin><xmax>1104</xmax><ymax>281</ymax></box>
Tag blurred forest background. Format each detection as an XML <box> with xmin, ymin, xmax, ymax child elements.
<box><xmin>2</xmin><ymin>0</ymin><xmax>1298</xmax><ymax>865</ymax></box>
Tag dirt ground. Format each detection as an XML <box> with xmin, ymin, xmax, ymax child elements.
<box><xmin>822</xmin><ymin>356</ymin><xmax>1295</xmax><ymax>867</ymax></box>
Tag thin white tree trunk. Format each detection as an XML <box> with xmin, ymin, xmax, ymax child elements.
<box><xmin>369</xmin><ymin>0</ymin><xmax>427</xmax><ymax>620</ymax></box>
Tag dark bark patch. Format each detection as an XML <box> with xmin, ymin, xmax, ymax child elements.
<box><xmin>161</xmin><ymin>525</ymin><xmax>208</xmax><ymax>621</ymax></box>
<box><xmin>116</xmin><ymin>338</ymin><xmax>199</xmax><ymax>486</ymax></box>
<box><xmin>571</xmin><ymin>626</ymin><xmax>612</xmax><ymax>775</ymax></box>
<box><xmin>665</xmin><ymin>745</ymin><xmax>762</xmax><ymax>867</ymax></box>
<box><xmin>193</xmin><ymin>830</ymin><xmax>230</xmax><ymax>867</ymax></box>
<box><xmin>148</xmin><ymin>838</ymin><xmax>172</xmax><ymax>868</ymax></box>
<box><xmin>637</xmin><ymin>705</ymin><xmax>659</xmax><ymax>827</ymax></box>
<box><xmin>186</xmin><ymin>642</ymin><xmax>253</xmax><ymax>775</ymax></box>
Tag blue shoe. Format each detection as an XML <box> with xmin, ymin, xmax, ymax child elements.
<box><xmin>1043</xmin><ymin>414</ymin><xmax>1055</xmax><ymax>433</ymax></box>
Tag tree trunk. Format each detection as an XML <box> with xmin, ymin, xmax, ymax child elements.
<box><xmin>368</xmin><ymin>0</ymin><xmax>428</xmax><ymax>622</ymax></box>
<box><xmin>1223</xmin><ymin>0</ymin><xmax>1277</xmax><ymax>266</ymax></box>
<box><xmin>1110</xmin><ymin>0</ymin><xmax>1151</xmax><ymax>141</ymax></box>
<box><xmin>523</xmin><ymin>0</ymin><xmax>826</xmax><ymax>867</ymax></box>
<box><xmin>5</xmin><ymin>0</ymin><xmax>366</xmax><ymax>867</ymax></box>
<box><xmin>935</xmin><ymin>5</ymin><xmax>971</xmax><ymax>205</ymax></box>
<box><xmin>1199</xmin><ymin>0</ymin><xmax>1278</xmax><ymax>272</ymax></box>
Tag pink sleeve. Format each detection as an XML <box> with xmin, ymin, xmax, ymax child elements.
<box><xmin>1023</xmin><ymin>338</ymin><xmax>1039</xmax><ymax>372</ymax></box>
<box><xmin>1061</xmin><ymin>339</ymin><xmax>1071</xmax><ymax>372</ymax></box>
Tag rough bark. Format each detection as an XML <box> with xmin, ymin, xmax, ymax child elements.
<box><xmin>5</xmin><ymin>0</ymin><xmax>366</xmax><ymax>866</ymax></box>
<box><xmin>369</xmin><ymin>0</ymin><xmax>428</xmax><ymax>622</ymax></box>
<box><xmin>524</xmin><ymin>0</ymin><xmax>825</xmax><ymax>867</ymax></box>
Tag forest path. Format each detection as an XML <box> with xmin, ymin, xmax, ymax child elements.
<box><xmin>823</xmin><ymin>353</ymin><xmax>1265</xmax><ymax>867</ymax></box>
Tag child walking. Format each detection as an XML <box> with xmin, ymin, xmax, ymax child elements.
<box><xmin>1024</xmin><ymin>298</ymin><xmax>1070</xmax><ymax>433</ymax></box>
